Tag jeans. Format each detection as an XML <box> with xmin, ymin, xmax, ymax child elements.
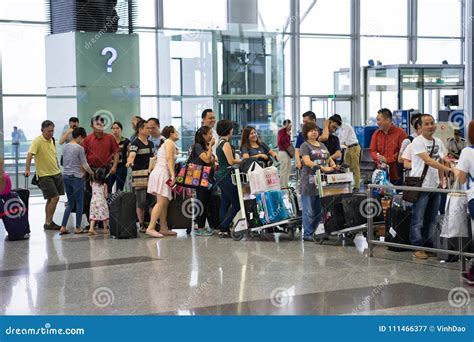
<box><xmin>61</xmin><ymin>175</ymin><xmax>85</xmax><ymax>228</ymax></box>
<box><xmin>301</xmin><ymin>195</ymin><xmax>322</xmax><ymax>237</ymax></box>
<box><xmin>108</xmin><ymin>164</ymin><xmax>127</xmax><ymax>193</ymax></box>
<box><xmin>217</xmin><ymin>174</ymin><xmax>241</xmax><ymax>232</ymax></box>
<box><xmin>409</xmin><ymin>192</ymin><xmax>440</xmax><ymax>247</ymax></box>
<box><xmin>195</xmin><ymin>187</ymin><xmax>211</xmax><ymax>229</ymax></box>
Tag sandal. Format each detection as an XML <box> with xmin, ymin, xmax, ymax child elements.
<box><xmin>88</xmin><ymin>230</ymin><xmax>97</xmax><ymax>236</ymax></box>
<box><xmin>59</xmin><ymin>229</ymin><xmax>70</xmax><ymax>235</ymax></box>
<box><xmin>74</xmin><ymin>229</ymin><xmax>85</xmax><ymax>234</ymax></box>
<box><xmin>145</xmin><ymin>229</ymin><xmax>164</xmax><ymax>238</ymax></box>
<box><xmin>161</xmin><ymin>229</ymin><xmax>177</xmax><ymax>236</ymax></box>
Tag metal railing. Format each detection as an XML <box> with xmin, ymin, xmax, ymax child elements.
<box><xmin>367</xmin><ymin>184</ymin><xmax>474</xmax><ymax>271</ymax></box>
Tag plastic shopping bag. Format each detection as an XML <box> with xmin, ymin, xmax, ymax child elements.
<box><xmin>371</xmin><ymin>169</ymin><xmax>396</xmax><ymax>197</ymax></box>
<box><xmin>264</xmin><ymin>166</ymin><xmax>280</xmax><ymax>191</ymax></box>
<box><xmin>441</xmin><ymin>183</ymin><xmax>469</xmax><ymax>238</ymax></box>
<box><xmin>248</xmin><ymin>162</ymin><xmax>267</xmax><ymax>194</ymax></box>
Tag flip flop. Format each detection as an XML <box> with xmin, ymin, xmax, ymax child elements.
<box><xmin>59</xmin><ymin>230</ymin><xmax>70</xmax><ymax>235</ymax></box>
<box><xmin>74</xmin><ymin>229</ymin><xmax>85</xmax><ymax>235</ymax></box>
<box><xmin>161</xmin><ymin>230</ymin><xmax>177</xmax><ymax>236</ymax></box>
<box><xmin>88</xmin><ymin>231</ymin><xmax>97</xmax><ymax>236</ymax></box>
<box><xmin>145</xmin><ymin>230</ymin><xmax>164</xmax><ymax>238</ymax></box>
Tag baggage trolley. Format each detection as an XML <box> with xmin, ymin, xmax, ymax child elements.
<box><xmin>313</xmin><ymin>170</ymin><xmax>371</xmax><ymax>245</ymax></box>
<box><xmin>230</xmin><ymin>167</ymin><xmax>301</xmax><ymax>241</ymax></box>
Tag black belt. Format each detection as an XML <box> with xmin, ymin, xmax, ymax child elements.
<box><xmin>347</xmin><ymin>143</ymin><xmax>359</xmax><ymax>148</ymax></box>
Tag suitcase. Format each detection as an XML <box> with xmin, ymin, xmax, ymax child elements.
<box><xmin>109</xmin><ymin>192</ymin><xmax>138</xmax><ymax>239</ymax></box>
<box><xmin>12</xmin><ymin>176</ymin><xmax>30</xmax><ymax>210</ymax></box>
<box><xmin>320</xmin><ymin>195</ymin><xmax>346</xmax><ymax>234</ymax></box>
<box><xmin>255</xmin><ymin>190</ymin><xmax>290</xmax><ymax>225</ymax></box>
<box><xmin>206</xmin><ymin>191</ymin><xmax>221</xmax><ymax>230</ymax></box>
<box><xmin>0</xmin><ymin>192</ymin><xmax>30</xmax><ymax>241</ymax></box>
<box><xmin>282</xmin><ymin>187</ymin><xmax>300</xmax><ymax>218</ymax></box>
<box><xmin>385</xmin><ymin>206</ymin><xmax>412</xmax><ymax>251</ymax></box>
<box><xmin>341</xmin><ymin>194</ymin><xmax>385</xmax><ymax>228</ymax></box>
<box><xmin>167</xmin><ymin>196</ymin><xmax>193</xmax><ymax>233</ymax></box>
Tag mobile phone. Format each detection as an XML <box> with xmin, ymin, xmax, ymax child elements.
<box><xmin>166</xmin><ymin>178</ymin><xmax>174</xmax><ymax>188</ymax></box>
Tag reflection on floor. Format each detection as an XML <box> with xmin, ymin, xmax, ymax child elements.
<box><xmin>0</xmin><ymin>198</ymin><xmax>473</xmax><ymax>315</ymax></box>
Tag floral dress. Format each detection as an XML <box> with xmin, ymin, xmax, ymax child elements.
<box><xmin>89</xmin><ymin>182</ymin><xmax>109</xmax><ymax>221</ymax></box>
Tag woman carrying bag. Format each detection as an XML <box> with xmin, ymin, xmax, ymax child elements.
<box><xmin>189</xmin><ymin>126</ymin><xmax>216</xmax><ymax>236</ymax></box>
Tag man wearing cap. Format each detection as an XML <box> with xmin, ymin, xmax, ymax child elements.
<box><xmin>447</xmin><ymin>129</ymin><xmax>466</xmax><ymax>159</ymax></box>
<box><xmin>330</xmin><ymin>114</ymin><xmax>362</xmax><ymax>192</ymax></box>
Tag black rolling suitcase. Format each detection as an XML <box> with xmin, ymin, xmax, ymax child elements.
<box><xmin>320</xmin><ymin>195</ymin><xmax>346</xmax><ymax>234</ymax></box>
<box><xmin>167</xmin><ymin>195</ymin><xmax>193</xmax><ymax>233</ymax></box>
<box><xmin>1</xmin><ymin>176</ymin><xmax>30</xmax><ymax>241</ymax></box>
<box><xmin>385</xmin><ymin>206</ymin><xmax>412</xmax><ymax>251</ymax></box>
<box><xmin>341</xmin><ymin>194</ymin><xmax>385</xmax><ymax>227</ymax></box>
<box><xmin>109</xmin><ymin>192</ymin><xmax>138</xmax><ymax>239</ymax></box>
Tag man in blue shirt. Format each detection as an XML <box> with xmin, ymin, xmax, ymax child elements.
<box><xmin>295</xmin><ymin>111</ymin><xmax>317</xmax><ymax>169</ymax></box>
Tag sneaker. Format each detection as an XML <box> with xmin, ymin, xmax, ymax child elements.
<box><xmin>426</xmin><ymin>251</ymin><xmax>437</xmax><ymax>258</ymax></box>
<box><xmin>412</xmin><ymin>251</ymin><xmax>428</xmax><ymax>260</ymax></box>
<box><xmin>138</xmin><ymin>225</ymin><xmax>147</xmax><ymax>233</ymax></box>
<box><xmin>302</xmin><ymin>235</ymin><xmax>313</xmax><ymax>242</ymax></box>
<box><xmin>352</xmin><ymin>187</ymin><xmax>360</xmax><ymax>193</ymax></box>
<box><xmin>195</xmin><ymin>228</ymin><xmax>213</xmax><ymax>236</ymax></box>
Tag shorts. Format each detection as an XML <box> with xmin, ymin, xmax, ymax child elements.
<box><xmin>38</xmin><ymin>174</ymin><xmax>65</xmax><ymax>200</ymax></box>
<box><xmin>133</xmin><ymin>187</ymin><xmax>148</xmax><ymax>209</ymax></box>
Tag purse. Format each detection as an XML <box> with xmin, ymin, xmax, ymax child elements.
<box><xmin>285</xmin><ymin>145</ymin><xmax>295</xmax><ymax>158</ymax></box>
<box><xmin>131</xmin><ymin>169</ymin><xmax>149</xmax><ymax>189</ymax></box>
<box><xmin>402</xmin><ymin>140</ymin><xmax>435</xmax><ymax>203</ymax></box>
<box><xmin>175</xmin><ymin>146</ymin><xmax>213</xmax><ymax>189</ymax></box>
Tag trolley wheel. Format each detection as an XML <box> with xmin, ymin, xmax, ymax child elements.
<box><xmin>231</xmin><ymin>229</ymin><xmax>245</xmax><ymax>241</ymax></box>
<box><xmin>287</xmin><ymin>227</ymin><xmax>296</xmax><ymax>240</ymax></box>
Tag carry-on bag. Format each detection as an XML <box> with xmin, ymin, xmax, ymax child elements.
<box><xmin>0</xmin><ymin>191</ymin><xmax>30</xmax><ymax>241</ymax></box>
<box><xmin>320</xmin><ymin>195</ymin><xmax>346</xmax><ymax>234</ymax></box>
<box><xmin>109</xmin><ymin>192</ymin><xmax>138</xmax><ymax>239</ymax></box>
<box><xmin>167</xmin><ymin>192</ymin><xmax>193</xmax><ymax>233</ymax></box>
<box><xmin>384</xmin><ymin>206</ymin><xmax>412</xmax><ymax>251</ymax></box>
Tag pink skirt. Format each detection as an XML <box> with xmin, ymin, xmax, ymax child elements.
<box><xmin>147</xmin><ymin>165</ymin><xmax>172</xmax><ymax>200</ymax></box>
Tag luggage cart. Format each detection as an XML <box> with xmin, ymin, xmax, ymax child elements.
<box><xmin>313</xmin><ymin>170</ymin><xmax>371</xmax><ymax>245</ymax></box>
<box><xmin>230</xmin><ymin>167</ymin><xmax>301</xmax><ymax>241</ymax></box>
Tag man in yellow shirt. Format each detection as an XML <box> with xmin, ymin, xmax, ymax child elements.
<box><xmin>25</xmin><ymin>120</ymin><xmax>64</xmax><ymax>230</ymax></box>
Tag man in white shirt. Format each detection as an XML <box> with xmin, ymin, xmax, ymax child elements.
<box><xmin>409</xmin><ymin>114</ymin><xmax>452</xmax><ymax>260</ymax></box>
<box><xmin>331</xmin><ymin>114</ymin><xmax>361</xmax><ymax>192</ymax></box>
<box><xmin>202</xmin><ymin>109</ymin><xmax>219</xmax><ymax>155</ymax></box>
<box><xmin>147</xmin><ymin>118</ymin><xmax>165</xmax><ymax>153</ymax></box>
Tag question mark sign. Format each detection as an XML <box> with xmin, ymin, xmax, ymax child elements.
<box><xmin>101</xmin><ymin>47</ymin><xmax>117</xmax><ymax>73</ymax></box>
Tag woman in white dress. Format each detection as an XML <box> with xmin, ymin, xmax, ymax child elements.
<box><xmin>146</xmin><ymin>126</ymin><xmax>180</xmax><ymax>238</ymax></box>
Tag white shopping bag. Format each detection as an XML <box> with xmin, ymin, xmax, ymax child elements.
<box><xmin>441</xmin><ymin>183</ymin><xmax>469</xmax><ymax>238</ymax></box>
<box><xmin>248</xmin><ymin>162</ymin><xmax>267</xmax><ymax>194</ymax></box>
<box><xmin>264</xmin><ymin>165</ymin><xmax>281</xmax><ymax>191</ymax></box>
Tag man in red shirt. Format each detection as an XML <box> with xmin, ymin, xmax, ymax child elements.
<box><xmin>81</xmin><ymin>116</ymin><xmax>120</xmax><ymax>225</ymax></box>
<box><xmin>83</xmin><ymin>116</ymin><xmax>120</xmax><ymax>172</ymax></box>
<box><xmin>369</xmin><ymin>108</ymin><xmax>407</xmax><ymax>182</ymax></box>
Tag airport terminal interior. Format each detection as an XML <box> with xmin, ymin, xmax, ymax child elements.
<box><xmin>1</xmin><ymin>0</ymin><xmax>474</xmax><ymax>315</ymax></box>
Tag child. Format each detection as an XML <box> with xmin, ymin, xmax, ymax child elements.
<box><xmin>88</xmin><ymin>168</ymin><xmax>109</xmax><ymax>236</ymax></box>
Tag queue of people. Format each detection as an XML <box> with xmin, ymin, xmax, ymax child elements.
<box><xmin>14</xmin><ymin>106</ymin><xmax>474</xmax><ymax>251</ymax></box>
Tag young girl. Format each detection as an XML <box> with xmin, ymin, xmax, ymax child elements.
<box><xmin>88</xmin><ymin>168</ymin><xmax>109</xmax><ymax>236</ymax></box>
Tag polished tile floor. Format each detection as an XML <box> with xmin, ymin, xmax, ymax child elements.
<box><xmin>0</xmin><ymin>197</ymin><xmax>473</xmax><ymax>315</ymax></box>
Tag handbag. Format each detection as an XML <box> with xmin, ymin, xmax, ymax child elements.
<box><xmin>175</xmin><ymin>146</ymin><xmax>213</xmax><ymax>189</ymax></box>
<box><xmin>131</xmin><ymin>169</ymin><xmax>149</xmax><ymax>189</ymax></box>
<box><xmin>285</xmin><ymin>145</ymin><xmax>295</xmax><ymax>158</ymax></box>
<box><xmin>441</xmin><ymin>181</ymin><xmax>469</xmax><ymax>238</ymax></box>
<box><xmin>264</xmin><ymin>165</ymin><xmax>281</xmax><ymax>191</ymax></box>
<box><xmin>402</xmin><ymin>140</ymin><xmax>435</xmax><ymax>203</ymax></box>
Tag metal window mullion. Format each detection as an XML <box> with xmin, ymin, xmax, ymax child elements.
<box><xmin>290</xmin><ymin>0</ymin><xmax>300</xmax><ymax>135</ymax></box>
<box><xmin>350</xmin><ymin>0</ymin><xmax>361</xmax><ymax>126</ymax></box>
